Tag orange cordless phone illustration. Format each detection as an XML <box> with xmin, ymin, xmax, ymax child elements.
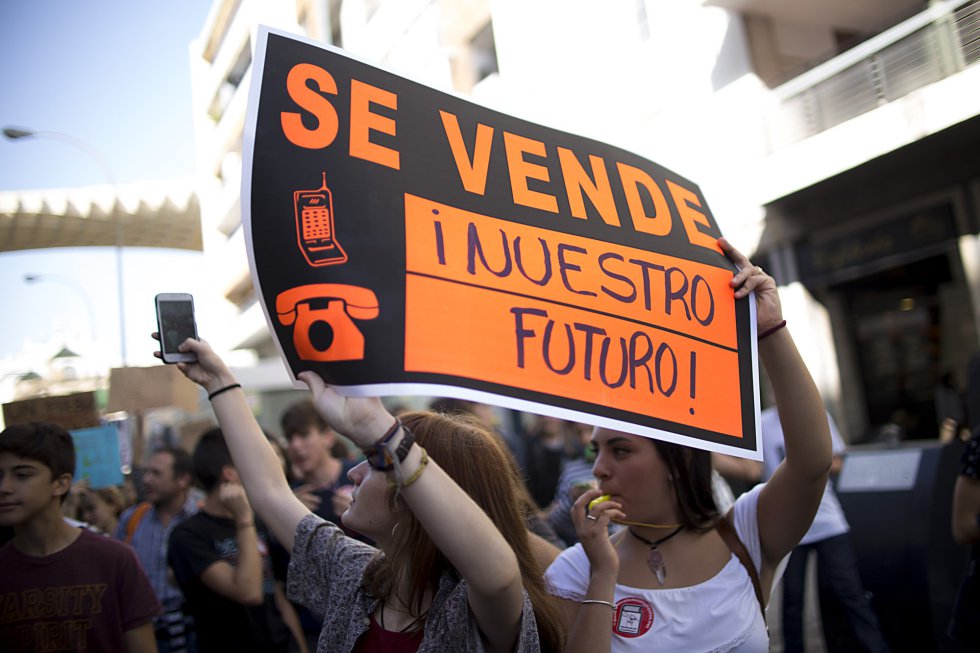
<box><xmin>294</xmin><ymin>172</ymin><xmax>348</xmax><ymax>267</ymax></box>
<box><xmin>276</xmin><ymin>284</ymin><xmax>379</xmax><ymax>361</ymax></box>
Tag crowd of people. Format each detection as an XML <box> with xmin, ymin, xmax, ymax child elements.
<box><xmin>1</xmin><ymin>240</ymin><xmax>975</xmax><ymax>652</ymax></box>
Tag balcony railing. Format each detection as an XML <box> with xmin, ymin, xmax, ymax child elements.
<box><xmin>766</xmin><ymin>0</ymin><xmax>980</xmax><ymax>151</ymax></box>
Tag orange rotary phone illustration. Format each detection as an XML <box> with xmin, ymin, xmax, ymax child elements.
<box><xmin>276</xmin><ymin>284</ymin><xmax>379</xmax><ymax>361</ymax></box>
<box><xmin>294</xmin><ymin>172</ymin><xmax>348</xmax><ymax>267</ymax></box>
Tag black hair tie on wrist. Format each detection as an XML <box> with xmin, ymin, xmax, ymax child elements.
<box><xmin>758</xmin><ymin>320</ymin><xmax>787</xmax><ymax>341</ymax></box>
<box><xmin>208</xmin><ymin>383</ymin><xmax>242</xmax><ymax>401</ymax></box>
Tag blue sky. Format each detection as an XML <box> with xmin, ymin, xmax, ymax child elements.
<box><xmin>0</xmin><ymin>1</ymin><xmax>214</xmax><ymax>368</ymax></box>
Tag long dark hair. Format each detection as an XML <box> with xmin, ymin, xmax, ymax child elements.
<box><xmin>363</xmin><ymin>410</ymin><xmax>564</xmax><ymax>650</ymax></box>
<box><xmin>651</xmin><ymin>439</ymin><xmax>721</xmax><ymax>532</ymax></box>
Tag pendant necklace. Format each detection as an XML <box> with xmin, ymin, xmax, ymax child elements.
<box><xmin>628</xmin><ymin>524</ymin><xmax>685</xmax><ymax>585</ymax></box>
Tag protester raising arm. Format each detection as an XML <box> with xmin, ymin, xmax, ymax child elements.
<box><xmin>159</xmin><ymin>335</ymin><xmax>533</xmax><ymax>653</ymax></box>
<box><xmin>156</xmin><ymin>335</ymin><xmax>308</xmax><ymax>551</ymax></box>
<box><xmin>719</xmin><ymin>236</ymin><xmax>833</xmax><ymax>573</ymax></box>
<box><xmin>548</xmin><ymin>238</ymin><xmax>832</xmax><ymax>653</ymax></box>
<box><xmin>299</xmin><ymin>371</ymin><xmax>526</xmax><ymax>652</ymax></box>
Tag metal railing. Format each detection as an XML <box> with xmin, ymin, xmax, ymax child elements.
<box><xmin>766</xmin><ymin>0</ymin><xmax>980</xmax><ymax>150</ymax></box>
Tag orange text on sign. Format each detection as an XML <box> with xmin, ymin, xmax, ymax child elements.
<box><xmin>440</xmin><ymin>110</ymin><xmax>722</xmax><ymax>253</ymax></box>
<box><xmin>275</xmin><ymin>61</ymin><xmax>720</xmax><ymax>251</ymax></box>
<box><xmin>280</xmin><ymin>63</ymin><xmax>400</xmax><ymax>169</ymax></box>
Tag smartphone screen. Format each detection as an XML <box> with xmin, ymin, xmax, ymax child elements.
<box><xmin>156</xmin><ymin>294</ymin><xmax>197</xmax><ymax>363</ymax></box>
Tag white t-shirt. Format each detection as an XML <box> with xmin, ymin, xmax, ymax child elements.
<box><xmin>545</xmin><ymin>485</ymin><xmax>779</xmax><ymax>652</ymax></box>
<box><xmin>760</xmin><ymin>406</ymin><xmax>849</xmax><ymax>544</ymax></box>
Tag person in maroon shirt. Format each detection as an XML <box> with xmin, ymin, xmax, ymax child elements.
<box><xmin>0</xmin><ymin>421</ymin><xmax>161</xmax><ymax>653</ymax></box>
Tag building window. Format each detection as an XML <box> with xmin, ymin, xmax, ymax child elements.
<box><xmin>208</xmin><ymin>38</ymin><xmax>252</xmax><ymax>123</ymax></box>
<box><xmin>330</xmin><ymin>0</ymin><xmax>343</xmax><ymax>46</ymax></box>
<box><xmin>471</xmin><ymin>20</ymin><xmax>499</xmax><ymax>83</ymax></box>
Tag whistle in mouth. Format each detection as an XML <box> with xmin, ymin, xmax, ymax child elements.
<box><xmin>588</xmin><ymin>494</ymin><xmax>612</xmax><ymax>512</ymax></box>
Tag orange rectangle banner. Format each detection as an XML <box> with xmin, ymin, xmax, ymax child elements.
<box><xmin>404</xmin><ymin>194</ymin><xmax>743</xmax><ymax>438</ymax></box>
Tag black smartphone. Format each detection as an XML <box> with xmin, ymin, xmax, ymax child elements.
<box><xmin>155</xmin><ymin>293</ymin><xmax>198</xmax><ymax>363</ymax></box>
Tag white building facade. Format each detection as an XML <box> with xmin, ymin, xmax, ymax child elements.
<box><xmin>190</xmin><ymin>0</ymin><xmax>980</xmax><ymax>442</ymax></box>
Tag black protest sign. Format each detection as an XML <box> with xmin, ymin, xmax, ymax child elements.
<box><xmin>243</xmin><ymin>28</ymin><xmax>761</xmax><ymax>458</ymax></box>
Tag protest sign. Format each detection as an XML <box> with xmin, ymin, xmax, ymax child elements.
<box><xmin>2</xmin><ymin>391</ymin><xmax>100</xmax><ymax>431</ymax></box>
<box><xmin>71</xmin><ymin>425</ymin><xmax>124</xmax><ymax>489</ymax></box>
<box><xmin>243</xmin><ymin>27</ymin><xmax>761</xmax><ymax>458</ymax></box>
<box><xmin>106</xmin><ymin>365</ymin><xmax>201</xmax><ymax>414</ymax></box>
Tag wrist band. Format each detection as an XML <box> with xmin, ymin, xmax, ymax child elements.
<box><xmin>758</xmin><ymin>320</ymin><xmax>787</xmax><ymax>341</ymax></box>
<box><xmin>362</xmin><ymin>421</ymin><xmax>415</xmax><ymax>471</ymax></box>
<box><xmin>389</xmin><ymin>447</ymin><xmax>429</xmax><ymax>490</ymax></box>
<box><xmin>580</xmin><ymin>599</ymin><xmax>615</xmax><ymax>609</ymax></box>
<box><xmin>235</xmin><ymin>521</ymin><xmax>254</xmax><ymax>529</ymax></box>
<box><xmin>208</xmin><ymin>383</ymin><xmax>242</xmax><ymax>401</ymax></box>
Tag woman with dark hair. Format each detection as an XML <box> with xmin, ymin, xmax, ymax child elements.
<box><xmin>158</xmin><ymin>336</ymin><xmax>563</xmax><ymax>652</ymax></box>
<box><xmin>545</xmin><ymin>238</ymin><xmax>833</xmax><ymax>651</ymax></box>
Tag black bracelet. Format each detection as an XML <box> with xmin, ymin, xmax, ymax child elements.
<box><xmin>208</xmin><ymin>383</ymin><xmax>242</xmax><ymax>401</ymax></box>
<box><xmin>362</xmin><ymin>421</ymin><xmax>415</xmax><ymax>470</ymax></box>
<box><xmin>758</xmin><ymin>320</ymin><xmax>787</xmax><ymax>341</ymax></box>
<box><xmin>388</xmin><ymin>425</ymin><xmax>415</xmax><ymax>469</ymax></box>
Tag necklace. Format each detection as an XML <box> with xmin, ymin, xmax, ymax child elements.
<box><xmin>615</xmin><ymin>518</ymin><xmax>683</xmax><ymax>529</ymax></box>
<box><xmin>379</xmin><ymin>602</ymin><xmax>427</xmax><ymax>634</ymax></box>
<box><xmin>629</xmin><ymin>524</ymin><xmax>685</xmax><ymax>585</ymax></box>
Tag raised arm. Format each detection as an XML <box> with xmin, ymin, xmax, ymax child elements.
<box><xmin>299</xmin><ymin>371</ymin><xmax>526</xmax><ymax>653</ymax></box>
<box><xmin>198</xmin><ymin>483</ymin><xmax>264</xmax><ymax>606</ymax></box>
<box><xmin>556</xmin><ymin>488</ymin><xmax>624</xmax><ymax>653</ymax></box>
<box><xmin>157</xmin><ymin>335</ymin><xmax>309</xmax><ymax>550</ymax></box>
<box><xmin>719</xmin><ymin>238</ymin><xmax>832</xmax><ymax>572</ymax></box>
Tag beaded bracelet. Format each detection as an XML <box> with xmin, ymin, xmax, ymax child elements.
<box><xmin>388</xmin><ymin>446</ymin><xmax>429</xmax><ymax>491</ymax></box>
<box><xmin>758</xmin><ymin>320</ymin><xmax>787</xmax><ymax>341</ymax></box>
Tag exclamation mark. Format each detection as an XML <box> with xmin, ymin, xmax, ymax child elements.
<box><xmin>433</xmin><ymin>210</ymin><xmax>446</xmax><ymax>265</ymax></box>
<box><xmin>689</xmin><ymin>351</ymin><xmax>696</xmax><ymax>415</ymax></box>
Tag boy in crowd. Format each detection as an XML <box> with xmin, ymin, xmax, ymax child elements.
<box><xmin>0</xmin><ymin>422</ymin><xmax>160</xmax><ymax>652</ymax></box>
<box><xmin>167</xmin><ymin>428</ymin><xmax>304</xmax><ymax>653</ymax></box>
<box><xmin>280</xmin><ymin>399</ymin><xmax>356</xmax><ymax>527</ymax></box>
<box><xmin>117</xmin><ymin>447</ymin><xmax>199</xmax><ymax>653</ymax></box>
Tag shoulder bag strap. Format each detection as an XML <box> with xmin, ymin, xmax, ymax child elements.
<box><xmin>717</xmin><ymin>508</ymin><xmax>766</xmax><ymax>624</ymax></box>
<box><xmin>124</xmin><ymin>502</ymin><xmax>153</xmax><ymax>545</ymax></box>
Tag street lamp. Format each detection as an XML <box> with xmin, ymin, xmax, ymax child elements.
<box><xmin>4</xmin><ymin>126</ymin><xmax>128</xmax><ymax>366</ymax></box>
<box><xmin>23</xmin><ymin>274</ymin><xmax>99</xmax><ymax>354</ymax></box>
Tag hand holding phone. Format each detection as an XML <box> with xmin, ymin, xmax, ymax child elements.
<box><xmin>155</xmin><ymin>293</ymin><xmax>198</xmax><ymax>363</ymax></box>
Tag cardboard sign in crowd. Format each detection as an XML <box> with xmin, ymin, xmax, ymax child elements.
<box><xmin>243</xmin><ymin>28</ymin><xmax>762</xmax><ymax>459</ymax></box>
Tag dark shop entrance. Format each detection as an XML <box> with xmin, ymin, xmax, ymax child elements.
<box><xmin>831</xmin><ymin>252</ymin><xmax>967</xmax><ymax>441</ymax></box>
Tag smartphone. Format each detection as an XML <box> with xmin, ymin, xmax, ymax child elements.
<box><xmin>155</xmin><ymin>293</ymin><xmax>198</xmax><ymax>363</ymax></box>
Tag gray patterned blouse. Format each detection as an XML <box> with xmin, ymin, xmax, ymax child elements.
<box><xmin>286</xmin><ymin>513</ymin><xmax>543</xmax><ymax>652</ymax></box>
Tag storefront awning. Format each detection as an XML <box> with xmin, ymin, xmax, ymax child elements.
<box><xmin>0</xmin><ymin>177</ymin><xmax>201</xmax><ymax>252</ymax></box>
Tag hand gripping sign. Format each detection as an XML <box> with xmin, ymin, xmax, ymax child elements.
<box><xmin>242</xmin><ymin>27</ymin><xmax>762</xmax><ymax>459</ymax></box>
